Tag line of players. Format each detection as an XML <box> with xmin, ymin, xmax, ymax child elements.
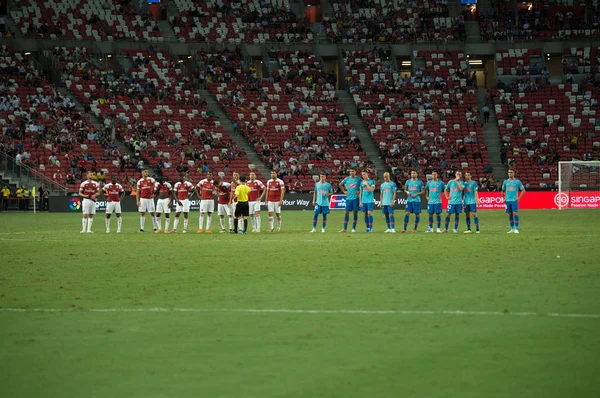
<box><xmin>77</xmin><ymin>168</ymin><xmax>286</xmax><ymax>234</ymax></box>
<box><xmin>312</xmin><ymin>168</ymin><xmax>525</xmax><ymax>233</ymax></box>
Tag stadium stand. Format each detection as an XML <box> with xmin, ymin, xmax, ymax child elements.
<box><xmin>494</xmin><ymin>81</ymin><xmax>600</xmax><ymax>188</ymax></box>
<box><xmin>344</xmin><ymin>49</ymin><xmax>488</xmax><ymax>185</ymax></box>
<box><xmin>53</xmin><ymin>47</ymin><xmax>262</xmax><ymax>186</ymax></box>
<box><xmin>208</xmin><ymin>49</ymin><xmax>375</xmax><ymax>189</ymax></box>
<box><xmin>10</xmin><ymin>0</ymin><xmax>162</xmax><ymax>41</ymax></box>
<box><xmin>169</xmin><ymin>0</ymin><xmax>313</xmax><ymax>43</ymax></box>
<box><xmin>324</xmin><ymin>0</ymin><xmax>465</xmax><ymax>43</ymax></box>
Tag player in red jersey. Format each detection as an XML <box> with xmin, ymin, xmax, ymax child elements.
<box><xmin>78</xmin><ymin>171</ymin><xmax>100</xmax><ymax>233</ymax></box>
<box><xmin>154</xmin><ymin>177</ymin><xmax>172</xmax><ymax>233</ymax></box>
<box><xmin>265</xmin><ymin>170</ymin><xmax>285</xmax><ymax>232</ymax></box>
<box><xmin>247</xmin><ymin>171</ymin><xmax>265</xmax><ymax>232</ymax></box>
<box><xmin>195</xmin><ymin>172</ymin><xmax>216</xmax><ymax>233</ymax></box>
<box><xmin>136</xmin><ymin>168</ymin><xmax>157</xmax><ymax>232</ymax></box>
<box><xmin>172</xmin><ymin>173</ymin><xmax>194</xmax><ymax>233</ymax></box>
<box><xmin>229</xmin><ymin>171</ymin><xmax>240</xmax><ymax>233</ymax></box>
<box><xmin>103</xmin><ymin>175</ymin><xmax>125</xmax><ymax>233</ymax></box>
<box><xmin>215</xmin><ymin>180</ymin><xmax>234</xmax><ymax>233</ymax></box>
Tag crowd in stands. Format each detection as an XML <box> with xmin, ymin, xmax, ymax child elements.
<box><xmin>169</xmin><ymin>0</ymin><xmax>312</xmax><ymax>43</ymax></box>
<box><xmin>323</xmin><ymin>0</ymin><xmax>465</xmax><ymax>43</ymax></box>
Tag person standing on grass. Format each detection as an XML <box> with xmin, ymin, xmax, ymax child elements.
<box><xmin>1</xmin><ymin>185</ymin><xmax>10</xmax><ymax>211</ymax></box>
<box><xmin>339</xmin><ymin>168</ymin><xmax>362</xmax><ymax>233</ymax></box>
<box><xmin>154</xmin><ymin>177</ymin><xmax>172</xmax><ymax>234</ymax></box>
<box><xmin>403</xmin><ymin>170</ymin><xmax>425</xmax><ymax>233</ymax></box>
<box><xmin>79</xmin><ymin>171</ymin><xmax>100</xmax><ymax>233</ymax></box>
<box><xmin>443</xmin><ymin>171</ymin><xmax>464</xmax><ymax>233</ymax></box>
<box><xmin>425</xmin><ymin>171</ymin><xmax>445</xmax><ymax>233</ymax></box>
<box><xmin>229</xmin><ymin>171</ymin><xmax>240</xmax><ymax>233</ymax></box>
<box><xmin>215</xmin><ymin>180</ymin><xmax>234</xmax><ymax>233</ymax></box>
<box><xmin>136</xmin><ymin>168</ymin><xmax>157</xmax><ymax>232</ymax></box>
<box><xmin>359</xmin><ymin>170</ymin><xmax>375</xmax><ymax>233</ymax></box>
<box><xmin>247</xmin><ymin>172</ymin><xmax>265</xmax><ymax>233</ymax></box>
<box><xmin>502</xmin><ymin>168</ymin><xmax>526</xmax><ymax>234</ymax></box>
<box><xmin>265</xmin><ymin>170</ymin><xmax>285</xmax><ymax>232</ymax></box>
<box><xmin>232</xmin><ymin>175</ymin><xmax>251</xmax><ymax>234</ymax></box>
<box><xmin>311</xmin><ymin>172</ymin><xmax>332</xmax><ymax>233</ymax></box>
<box><xmin>103</xmin><ymin>175</ymin><xmax>125</xmax><ymax>233</ymax></box>
<box><xmin>172</xmin><ymin>173</ymin><xmax>194</xmax><ymax>233</ymax></box>
<box><xmin>195</xmin><ymin>172</ymin><xmax>216</xmax><ymax>233</ymax></box>
<box><xmin>463</xmin><ymin>171</ymin><xmax>480</xmax><ymax>234</ymax></box>
<box><xmin>379</xmin><ymin>172</ymin><xmax>397</xmax><ymax>233</ymax></box>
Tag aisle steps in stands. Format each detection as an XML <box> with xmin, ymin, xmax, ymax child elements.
<box><xmin>477</xmin><ymin>88</ymin><xmax>507</xmax><ymax>180</ymax></box>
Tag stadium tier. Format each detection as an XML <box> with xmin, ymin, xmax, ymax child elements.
<box><xmin>494</xmin><ymin>83</ymin><xmax>600</xmax><ymax>187</ymax></box>
<box><xmin>496</xmin><ymin>49</ymin><xmax>544</xmax><ymax>76</ymax></box>
<box><xmin>325</xmin><ymin>0</ymin><xmax>464</xmax><ymax>43</ymax></box>
<box><xmin>345</xmin><ymin>49</ymin><xmax>487</xmax><ymax>184</ymax></box>
<box><xmin>169</xmin><ymin>0</ymin><xmax>312</xmax><ymax>43</ymax></box>
<box><xmin>209</xmin><ymin>49</ymin><xmax>374</xmax><ymax>190</ymax></box>
<box><xmin>11</xmin><ymin>0</ymin><xmax>162</xmax><ymax>41</ymax></box>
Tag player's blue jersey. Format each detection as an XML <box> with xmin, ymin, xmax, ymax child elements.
<box><xmin>426</xmin><ymin>180</ymin><xmax>445</xmax><ymax>204</ymax></box>
<box><xmin>341</xmin><ymin>176</ymin><xmax>362</xmax><ymax>200</ymax></box>
<box><xmin>314</xmin><ymin>181</ymin><xmax>332</xmax><ymax>206</ymax></box>
<box><xmin>380</xmin><ymin>181</ymin><xmax>397</xmax><ymax>206</ymax></box>
<box><xmin>405</xmin><ymin>179</ymin><xmax>424</xmax><ymax>202</ymax></box>
<box><xmin>360</xmin><ymin>179</ymin><xmax>375</xmax><ymax>203</ymax></box>
<box><xmin>446</xmin><ymin>180</ymin><xmax>464</xmax><ymax>205</ymax></box>
<box><xmin>463</xmin><ymin>180</ymin><xmax>478</xmax><ymax>205</ymax></box>
<box><xmin>502</xmin><ymin>178</ymin><xmax>525</xmax><ymax>201</ymax></box>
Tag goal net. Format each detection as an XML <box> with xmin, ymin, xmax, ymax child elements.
<box><xmin>558</xmin><ymin>161</ymin><xmax>600</xmax><ymax>209</ymax></box>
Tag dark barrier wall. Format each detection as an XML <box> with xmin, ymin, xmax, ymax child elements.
<box><xmin>49</xmin><ymin>193</ymin><xmax>423</xmax><ymax>212</ymax></box>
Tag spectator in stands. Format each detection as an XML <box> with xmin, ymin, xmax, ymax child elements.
<box><xmin>482</xmin><ymin>103</ymin><xmax>490</xmax><ymax>123</ymax></box>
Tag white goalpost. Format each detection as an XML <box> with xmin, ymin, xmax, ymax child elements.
<box><xmin>557</xmin><ymin>161</ymin><xmax>600</xmax><ymax>209</ymax></box>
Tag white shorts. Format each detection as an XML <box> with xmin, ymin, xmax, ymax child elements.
<box><xmin>175</xmin><ymin>199</ymin><xmax>190</xmax><ymax>213</ymax></box>
<box><xmin>230</xmin><ymin>202</ymin><xmax>237</xmax><ymax>214</ymax></box>
<box><xmin>156</xmin><ymin>198</ymin><xmax>171</xmax><ymax>214</ymax></box>
<box><xmin>218</xmin><ymin>203</ymin><xmax>232</xmax><ymax>216</ymax></box>
<box><xmin>200</xmin><ymin>199</ymin><xmax>214</xmax><ymax>213</ymax></box>
<box><xmin>249</xmin><ymin>201</ymin><xmax>261</xmax><ymax>214</ymax></box>
<box><xmin>139</xmin><ymin>198</ymin><xmax>155</xmax><ymax>213</ymax></box>
<box><xmin>106</xmin><ymin>201</ymin><xmax>122</xmax><ymax>214</ymax></box>
<box><xmin>267</xmin><ymin>201</ymin><xmax>281</xmax><ymax>214</ymax></box>
<box><xmin>82</xmin><ymin>198</ymin><xmax>96</xmax><ymax>215</ymax></box>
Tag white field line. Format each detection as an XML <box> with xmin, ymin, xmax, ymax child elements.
<box><xmin>0</xmin><ymin>308</ymin><xmax>599</xmax><ymax>319</ymax></box>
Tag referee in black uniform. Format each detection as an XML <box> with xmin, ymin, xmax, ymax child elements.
<box><xmin>232</xmin><ymin>175</ymin><xmax>251</xmax><ymax>234</ymax></box>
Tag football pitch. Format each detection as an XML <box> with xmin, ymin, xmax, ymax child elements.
<box><xmin>1</xmin><ymin>210</ymin><xmax>599</xmax><ymax>397</ymax></box>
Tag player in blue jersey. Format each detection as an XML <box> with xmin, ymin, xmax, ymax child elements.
<box><xmin>359</xmin><ymin>170</ymin><xmax>376</xmax><ymax>232</ymax></box>
<box><xmin>339</xmin><ymin>168</ymin><xmax>362</xmax><ymax>232</ymax></box>
<box><xmin>444</xmin><ymin>171</ymin><xmax>464</xmax><ymax>233</ymax></box>
<box><xmin>425</xmin><ymin>171</ymin><xmax>445</xmax><ymax>233</ymax></box>
<box><xmin>311</xmin><ymin>173</ymin><xmax>332</xmax><ymax>233</ymax></box>
<box><xmin>502</xmin><ymin>168</ymin><xmax>526</xmax><ymax>233</ymax></box>
<box><xmin>402</xmin><ymin>170</ymin><xmax>425</xmax><ymax>232</ymax></box>
<box><xmin>378</xmin><ymin>172</ymin><xmax>397</xmax><ymax>233</ymax></box>
<box><xmin>462</xmin><ymin>171</ymin><xmax>480</xmax><ymax>234</ymax></box>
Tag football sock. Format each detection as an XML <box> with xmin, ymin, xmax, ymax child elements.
<box><xmin>117</xmin><ymin>217</ymin><xmax>122</xmax><ymax>231</ymax></box>
<box><xmin>390</xmin><ymin>215</ymin><xmax>395</xmax><ymax>229</ymax></box>
<box><xmin>277</xmin><ymin>217</ymin><xmax>282</xmax><ymax>229</ymax></box>
<box><xmin>164</xmin><ymin>216</ymin><xmax>170</xmax><ymax>231</ymax></box>
<box><xmin>206</xmin><ymin>214</ymin><xmax>212</xmax><ymax>229</ymax></box>
<box><xmin>140</xmin><ymin>215</ymin><xmax>145</xmax><ymax>230</ymax></box>
<box><xmin>256</xmin><ymin>216</ymin><xmax>261</xmax><ymax>231</ymax></box>
<box><xmin>157</xmin><ymin>216</ymin><xmax>162</xmax><ymax>231</ymax></box>
<box><xmin>199</xmin><ymin>214</ymin><xmax>205</xmax><ymax>229</ymax></box>
<box><xmin>87</xmin><ymin>218</ymin><xmax>93</xmax><ymax>232</ymax></box>
<box><xmin>174</xmin><ymin>218</ymin><xmax>179</xmax><ymax>231</ymax></box>
<box><xmin>428</xmin><ymin>215</ymin><xmax>433</xmax><ymax>229</ymax></box>
<box><xmin>322</xmin><ymin>213</ymin><xmax>327</xmax><ymax>230</ymax></box>
<box><xmin>269</xmin><ymin>216</ymin><xmax>274</xmax><ymax>230</ymax></box>
<box><xmin>82</xmin><ymin>218</ymin><xmax>87</xmax><ymax>231</ymax></box>
<box><xmin>352</xmin><ymin>213</ymin><xmax>358</xmax><ymax>229</ymax></box>
<box><xmin>220</xmin><ymin>217</ymin><xmax>225</xmax><ymax>229</ymax></box>
<box><xmin>403</xmin><ymin>215</ymin><xmax>409</xmax><ymax>230</ymax></box>
<box><xmin>509</xmin><ymin>215</ymin><xmax>514</xmax><ymax>229</ymax></box>
<box><xmin>105</xmin><ymin>218</ymin><xmax>110</xmax><ymax>231</ymax></box>
<box><xmin>444</xmin><ymin>215</ymin><xmax>450</xmax><ymax>230</ymax></box>
<box><xmin>228</xmin><ymin>216</ymin><xmax>234</xmax><ymax>230</ymax></box>
<box><xmin>183</xmin><ymin>218</ymin><xmax>189</xmax><ymax>230</ymax></box>
<box><xmin>244</xmin><ymin>219</ymin><xmax>248</xmax><ymax>233</ymax></box>
<box><xmin>514</xmin><ymin>215</ymin><xmax>519</xmax><ymax>229</ymax></box>
<box><xmin>343</xmin><ymin>213</ymin><xmax>349</xmax><ymax>230</ymax></box>
<box><xmin>474</xmin><ymin>216</ymin><xmax>479</xmax><ymax>231</ymax></box>
<box><xmin>454</xmin><ymin>215</ymin><xmax>459</xmax><ymax>230</ymax></box>
<box><xmin>436</xmin><ymin>214</ymin><xmax>441</xmax><ymax>229</ymax></box>
<box><xmin>384</xmin><ymin>214</ymin><xmax>390</xmax><ymax>229</ymax></box>
<box><xmin>466</xmin><ymin>216</ymin><xmax>471</xmax><ymax>230</ymax></box>
<box><xmin>414</xmin><ymin>215</ymin><xmax>420</xmax><ymax>230</ymax></box>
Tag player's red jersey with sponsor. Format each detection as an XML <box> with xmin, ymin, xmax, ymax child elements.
<box><xmin>174</xmin><ymin>181</ymin><xmax>194</xmax><ymax>201</ymax></box>
<box><xmin>266</xmin><ymin>178</ymin><xmax>285</xmax><ymax>202</ymax></box>
<box><xmin>197</xmin><ymin>178</ymin><xmax>215</xmax><ymax>200</ymax></box>
<box><xmin>137</xmin><ymin>177</ymin><xmax>156</xmax><ymax>199</ymax></box>
<box><xmin>230</xmin><ymin>180</ymin><xmax>239</xmax><ymax>202</ymax></box>
<box><xmin>103</xmin><ymin>182</ymin><xmax>124</xmax><ymax>202</ymax></box>
<box><xmin>155</xmin><ymin>181</ymin><xmax>172</xmax><ymax>196</ymax></box>
<box><xmin>247</xmin><ymin>180</ymin><xmax>264</xmax><ymax>201</ymax></box>
<box><xmin>80</xmin><ymin>180</ymin><xmax>100</xmax><ymax>198</ymax></box>
<box><xmin>217</xmin><ymin>182</ymin><xmax>232</xmax><ymax>205</ymax></box>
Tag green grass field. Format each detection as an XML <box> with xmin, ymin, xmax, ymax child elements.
<box><xmin>1</xmin><ymin>209</ymin><xmax>600</xmax><ymax>397</ymax></box>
